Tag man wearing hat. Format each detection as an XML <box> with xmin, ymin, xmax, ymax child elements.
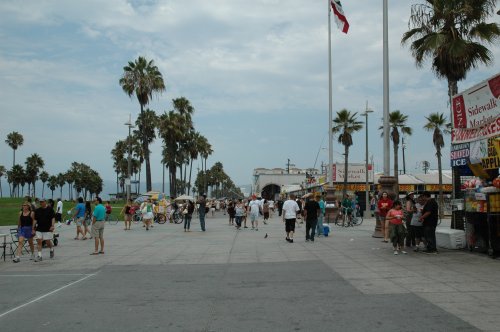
<box><xmin>34</xmin><ymin>198</ymin><xmax>56</xmax><ymax>261</ymax></box>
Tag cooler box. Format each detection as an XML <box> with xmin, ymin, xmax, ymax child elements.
<box><xmin>436</xmin><ymin>229</ymin><xmax>466</xmax><ymax>249</ymax></box>
<box><xmin>323</xmin><ymin>224</ymin><xmax>330</xmax><ymax>237</ymax></box>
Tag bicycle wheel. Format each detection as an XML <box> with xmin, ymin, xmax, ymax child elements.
<box><xmin>133</xmin><ymin>214</ymin><xmax>142</xmax><ymax>224</ymax></box>
<box><xmin>352</xmin><ymin>215</ymin><xmax>363</xmax><ymax>226</ymax></box>
<box><xmin>157</xmin><ymin>214</ymin><xmax>166</xmax><ymax>224</ymax></box>
<box><xmin>173</xmin><ymin>213</ymin><xmax>183</xmax><ymax>224</ymax></box>
<box><xmin>107</xmin><ymin>214</ymin><xmax>119</xmax><ymax>225</ymax></box>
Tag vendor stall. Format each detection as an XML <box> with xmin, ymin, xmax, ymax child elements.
<box><xmin>451</xmin><ymin>72</ymin><xmax>500</xmax><ymax>257</ymax></box>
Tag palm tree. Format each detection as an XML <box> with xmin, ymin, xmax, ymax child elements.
<box><xmin>25</xmin><ymin>153</ymin><xmax>44</xmax><ymax>197</ymax></box>
<box><xmin>133</xmin><ymin>108</ymin><xmax>158</xmax><ymax>192</ymax></box>
<box><xmin>332</xmin><ymin>109</ymin><xmax>363</xmax><ymax>197</ymax></box>
<box><xmin>56</xmin><ymin>173</ymin><xmax>65</xmax><ymax>199</ymax></box>
<box><xmin>119</xmin><ymin>56</ymin><xmax>166</xmax><ymax>191</ymax></box>
<box><xmin>5</xmin><ymin>131</ymin><xmax>24</xmax><ymax>167</ymax></box>
<box><xmin>401</xmin><ymin>0</ymin><xmax>499</xmax><ymax>106</ymax></box>
<box><xmin>7</xmin><ymin>164</ymin><xmax>25</xmax><ymax>197</ymax></box>
<box><xmin>0</xmin><ymin>165</ymin><xmax>5</xmax><ymax>197</ymax></box>
<box><xmin>424</xmin><ymin>113</ymin><xmax>451</xmax><ymax>219</ymax></box>
<box><xmin>47</xmin><ymin>175</ymin><xmax>58</xmax><ymax>199</ymax></box>
<box><xmin>39</xmin><ymin>171</ymin><xmax>49</xmax><ymax>197</ymax></box>
<box><xmin>379</xmin><ymin>110</ymin><xmax>413</xmax><ymax>195</ymax></box>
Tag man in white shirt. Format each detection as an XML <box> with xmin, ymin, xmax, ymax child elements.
<box><xmin>282</xmin><ymin>194</ymin><xmax>300</xmax><ymax>243</ymax></box>
<box><xmin>248</xmin><ymin>195</ymin><xmax>261</xmax><ymax>230</ymax></box>
<box><xmin>55</xmin><ymin>198</ymin><xmax>63</xmax><ymax>227</ymax></box>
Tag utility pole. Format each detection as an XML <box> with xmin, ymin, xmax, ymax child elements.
<box><xmin>286</xmin><ymin>158</ymin><xmax>295</xmax><ymax>174</ymax></box>
<box><xmin>402</xmin><ymin>136</ymin><xmax>406</xmax><ymax>174</ymax></box>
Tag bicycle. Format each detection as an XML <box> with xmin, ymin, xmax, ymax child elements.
<box><xmin>105</xmin><ymin>213</ymin><xmax>119</xmax><ymax>225</ymax></box>
<box><xmin>169</xmin><ymin>210</ymin><xmax>183</xmax><ymax>224</ymax></box>
<box><xmin>155</xmin><ymin>212</ymin><xmax>167</xmax><ymax>224</ymax></box>
<box><xmin>335</xmin><ymin>207</ymin><xmax>363</xmax><ymax>227</ymax></box>
<box><xmin>133</xmin><ymin>211</ymin><xmax>143</xmax><ymax>224</ymax></box>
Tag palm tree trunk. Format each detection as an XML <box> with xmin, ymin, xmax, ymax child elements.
<box><xmin>60</xmin><ymin>186</ymin><xmax>63</xmax><ymax>199</ymax></box>
<box><xmin>138</xmin><ymin>166</ymin><xmax>142</xmax><ymax>194</ymax></box>
<box><xmin>41</xmin><ymin>182</ymin><xmax>45</xmax><ymax>197</ymax></box>
<box><xmin>179</xmin><ymin>165</ymin><xmax>183</xmax><ymax>194</ymax></box>
<box><xmin>343</xmin><ymin>145</ymin><xmax>349</xmax><ymax>197</ymax></box>
<box><xmin>0</xmin><ymin>180</ymin><xmax>3</xmax><ymax>197</ymax></box>
<box><xmin>393</xmin><ymin>143</ymin><xmax>399</xmax><ymax>197</ymax></box>
<box><xmin>188</xmin><ymin>159</ymin><xmax>193</xmax><ymax>195</ymax></box>
<box><xmin>33</xmin><ymin>182</ymin><xmax>36</xmax><ymax>198</ymax></box>
<box><xmin>437</xmin><ymin>148</ymin><xmax>444</xmax><ymax>219</ymax></box>
<box><xmin>51</xmin><ymin>189</ymin><xmax>54</xmax><ymax>199</ymax></box>
<box><xmin>12</xmin><ymin>149</ymin><xmax>15</xmax><ymax>168</ymax></box>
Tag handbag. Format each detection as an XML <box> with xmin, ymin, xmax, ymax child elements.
<box><xmin>182</xmin><ymin>208</ymin><xmax>188</xmax><ymax>215</ymax></box>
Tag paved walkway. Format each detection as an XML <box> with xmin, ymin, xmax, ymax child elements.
<box><xmin>1</xmin><ymin>212</ymin><xmax>499</xmax><ymax>331</ymax></box>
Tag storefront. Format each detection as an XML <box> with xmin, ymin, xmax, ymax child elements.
<box><xmin>451</xmin><ymin>72</ymin><xmax>500</xmax><ymax>257</ymax></box>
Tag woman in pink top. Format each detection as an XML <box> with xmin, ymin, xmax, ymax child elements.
<box><xmin>386</xmin><ymin>201</ymin><xmax>407</xmax><ymax>255</ymax></box>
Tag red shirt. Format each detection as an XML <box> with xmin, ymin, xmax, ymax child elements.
<box><xmin>377</xmin><ymin>198</ymin><xmax>393</xmax><ymax>217</ymax></box>
<box><xmin>386</xmin><ymin>209</ymin><xmax>404</xmax><ymax>225</ymax></box>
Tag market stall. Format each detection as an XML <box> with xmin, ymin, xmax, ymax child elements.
<box><xmin>451</xmin><ymin>72</ymin><xmax>500</xmax><ymax>257</ymax></box>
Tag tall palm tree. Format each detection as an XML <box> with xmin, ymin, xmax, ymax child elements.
<box><xmin>0</xmin><ymin>165</ymin><xmax>5</xmax><ymax>197</ymax></box>
<box><xmin>7</xmin><ymin>164</ymin><xmax>25</xmax><ymax>197</ymax></box>
<box><xmin>159</xmin><ymin>111</ymin><xmax>185</xmax><ymax>197</ymax></box>
<box><xmin>401</xmin><ymin>0</ymin><xmax>499</xmax><ymax>105</ymax></box>
<box><xmin>424</xmin><ymin>113</ymin><xmax>451</xmax><ymax>219</ymax></box>
<box><xmin>47</xmin><ymin>175</ymin><xmax>58</xmax><ymax>199</ymax></box>
<box><xmin>5</xmin><ymin>131</ymin><xmax>24</xmax><ymax>167</ymax></box>
<box><xmin>119</xmin><ymin>56</ymin><xmax>165</xmax><ymax>191</ymax></box>
<box><xmin>56</xmin><ymin>173</ymin><xmax>65</xmax><ymax>199</ymax></box>
<box><xmin>39</xmin><ymin>171</ymin><xmax>49</xmax><ymax>198</ymax></box>
<box><xmin>379</xmin><ymin>110</ymin><xmax>413</xmax><ymax>195</ymax></box>
<box><xmin>332</xmin><ymin>109</ymin><xmax>363</xmax><ymax>197</ymax></box>
<box><xmin>133</xmin><ymin>109</ymin><xmax>158</xmax><ymax>192</ymax></box>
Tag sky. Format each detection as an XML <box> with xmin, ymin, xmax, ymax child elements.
<box><xmin>1</xmin><ymin>0</ymin><xmax>499</xmax><ymax>194</ymax></box>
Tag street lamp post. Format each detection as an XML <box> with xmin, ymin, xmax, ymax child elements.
<box><xmin>124</xmin><ymin>114</ymin><xmax>135</xmax><ymax>202</ymax></box>
<box><xmin>361</xmin><ymin>103</ymin><xmax>373</xmax><ymax>217</ymax></box>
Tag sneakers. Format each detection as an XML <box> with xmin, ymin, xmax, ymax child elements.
<box><xmin>13</xmin><ymin>257</ymin><xmax>20</xmax><ymax>263</ymax></box>
<box><xmin>401</xmin><ymin>250</ymin><xmax>407</xmax><ymax>255</ymax></box>
<box><xmin>394</xmin><ymin>250</ymin><xmax>398</xmax><ymax>255</ymax></box>
<box><xmin>35</xmin><ymin>256</ymin><xmax>42</xmax><ymax>262</ymax></box>
<box><xmin>50</xmin><ymin>250</ymin><xmax>54</xmax><ymax>259</ymax></box>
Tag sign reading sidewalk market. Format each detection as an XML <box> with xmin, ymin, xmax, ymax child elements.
<box><xmin>332</xmin><ymin>163</ymin><xmax>374</xmax><ymax>183</ymax></box>
<box><xmin>451</xmin><ymin>72</ymin><xmax>500</xmax><ymax>144</ymax></box>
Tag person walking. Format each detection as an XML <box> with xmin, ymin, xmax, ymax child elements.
<box><xmin>55</xmin><ymin>198</ymin><xmax>63</xmax><ymax>228</ymax></box>
<box><xmin>197</xmin><ymin>194</ymin><xmax>207</xmax><ymax>232</ymax></box>
<box><xmin>386</xmin><ymin>201</ymin><xmax>407</xmax><ymax>255</ymax></box>
<box><xmin>234</xmin><ymin>199</ymin><xmax>245</xmax><ymax>230</ymax></box>
<box><xmin>262</xmin><ymin>199</ymin><xmax>270</xmax><ymax>224</ymax></box>
<box><xmin>419</xmin><ymin>191</ymin><xmax>439</xmax><ymax>254</ymax></box>
<box><xmin>248</xmin><ymin>195</ymin><xmax>260</xmax><ymax>230</ymax></box>
<box><xmin>227</xmin><ymin>201</ymin><xmax>235</xmax><ymax>225</ymax></box>
<box><xmin>404</xmin><ymin>192</ymin><xmax>416</xmax><ymax>248</ymax></box>
<box><xmin>303</xmin><ymin>196</ymin><xmax>320</xmax><ymax>242</ymax></box>
<box><xmin>84</xmin><ymin>201</ymin><xmax>92</xmax><ymax>239</ymax></box>
<box><xmin>121</xmin><ymin>199</ymin><xmax>133</xmax><ymax>230</ymax></box>
<box><xmin>282</xmin><ymin>194</ymin><xmax>300</xmax><ymax>243</ymax></box>
<box><xmin>73</xmin><ymin>197</ymin><xmax>86</xmax><ymax>240</ymax></box>
<box><xmin>377</xmin><ymin>192</ymin><xmax>393</xmax><ymax>243</ymax></box>
<box><xmin>183</xmin><ymin>200</ymin><xmax>195</xmax><ymax>232</ymax></box>
<box><xmin>90</xmin><ymin>197</ymin><xmax>105</xmax><ymax>255</ymax></box>
<box><xmin>141</xmin><ymin>199</ymin><xmax>154</xmax><ymax>231</ymax></box>
<box><xmin>12</xmin><ymin>202</ymin><xmax>36</xmax><ymax>262</ymax></box>
<box><xmin>316</xmin><ymin>193</ymin><xmax>325</xmax><ymax>237</ymax></box>
<box><xmin>33</xmin><ymin>198</ymin><xmax>56</xmax><ymax>262</ymax></box>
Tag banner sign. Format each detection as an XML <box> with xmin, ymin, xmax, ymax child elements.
<box><xmin>426</xmin><ymin>184</ymin><xmax>453</xmax><ymax>192</ymax></box>
<box><xmin>332</xmin><ymin>163</ymin><xmax>374</xmax><ymax>183</ymax></box>
<box><xmin>481</xmin><ymin>138</ymin><xmax>500</xmax><ymax>170</ymax></box>
<box><xmin>451</xmin><ymin>118</ymin><xmax>500</xmax><ymax>143</ymax></box>
<box><xmin>452</xmin><ymin>73</ymin><xmax>500</xmax><ymax>129</ymax></box>
<box><xmin>450</xmin><ymin>142</ymin><xmax>470</xmax><ymax>167</ymax></box>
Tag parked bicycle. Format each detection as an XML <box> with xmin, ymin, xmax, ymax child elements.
<box><xmin>335</xmin><ymin>207</ymin><xmax>363</xmax><ymax>227</ymax></box>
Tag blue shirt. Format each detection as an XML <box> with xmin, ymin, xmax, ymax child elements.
<box><xmin>75</xmin><ymin>203</ymin><xmax>85</xmax><ymax>218</ymax></box>
<box><xmin>319</xmin><ymin>200</ymin><xmax>325</xmax><ymax>214</ymax></box>
<box><xmin>93</xmin><ymin>204</ymin><xmax>106</xmax><ymax>221</ymax></box>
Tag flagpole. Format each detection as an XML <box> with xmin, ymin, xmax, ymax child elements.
<box><xmin>328</xmin><ymin>0</ymin><xmax>334</xmax><ymax>186</ymax></box>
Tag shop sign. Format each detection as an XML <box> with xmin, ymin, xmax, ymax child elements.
<box><xmin>334</xmin><ymin>184</ymin><xmax>367</xmax><ymax>191</ymax></box>
<box><xmin>425</xmin><ymin>184</ymin><xmax>452</xmax><ymax>192</ymax></box>
<box><xmin>452</xmin><ymin>73</ymin><xmax>500</xmax><ymax>129</ymax></box>
<box><xmin>332</xmin><ymin>163</ymin><xmax>374</xmax><ymax>183</ymax></box>
<box><xmin>451</xmin><ymin>117</ymin><xmax>500</xmax><ymax>143</ymax></box>
<box><xmin>481</xmin><ymin>138</ymin><xmax>500</xmax><ymax>170</ymax></box>
<box><xmin>450</xmin><ymin>142</ymin><xmax>470</xmax><ymax>167</ymax></box>
<box><xmin>399</xmin><ymin>185</ymin><xmax>415</xmax><ymax>192</ymax></box>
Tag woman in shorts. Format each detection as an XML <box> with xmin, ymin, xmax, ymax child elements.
<box><xmin>13</xmin><ymin>202</ymin><xmax>35</xmax><ymax>262</ymax></box>
<box><xmin>121</xmin><ymin>199</ymin><xmax>133</xmax><ymax>230</ymax></box>
<box><xmin>142</xmin><ymin>199</ymin><xmax>154</xmax><ymax>230</ymax></box>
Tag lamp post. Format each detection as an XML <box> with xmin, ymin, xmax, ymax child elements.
<box><xmin>361</xmin><ymin>103</ymin><xmax>373</xmax><ymax>217</ymax></box>
<box><xmin>124</xmin><ymin>114</ymin><xmax>135</xmax><ymax>201</ymax></box>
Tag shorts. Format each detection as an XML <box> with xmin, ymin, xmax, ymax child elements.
<box><xmin>143</xmin><ymin>212</ymin><xmax>154</xmax><ymax>220</ymax></box>
<box><xmin>75</xmin><ymin>217</ymin><xmax>84</xmax><ymax>226</ymax></box>
<box><xmin>36</xmin><ymin>231</ymin><xmax>53</xmax><ymax>241</ymax></box>
<box><xmin>285</xmin><ymin>219</ymin><xmax>296</xmax><ymax>233</ymax></box>
<box><xmin>250</xmin><ymin>214</ymin><xmax>258</xmax><ymax>222</ymax></box>
<box><xmin>55</xmin><ymin>213</ymin><xmax>62</xmax><ymax>222</ymax></box>
<box><xmin>91</xmin><ymin>221</ymin><xmax>105</xmax><ymax>238</ymax></box>
<box><xmin>18</xmin><ymin>226</ymin><xmax>34</xmax><ymax>239</ymax></box>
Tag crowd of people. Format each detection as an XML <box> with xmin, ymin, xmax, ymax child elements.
<box><xmin>10</xmin><ymin>189</ymin><xmax>439</xmax><ymax>263</ymax></box>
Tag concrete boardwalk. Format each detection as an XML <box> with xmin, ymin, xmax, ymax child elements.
<box><xmin>1</xmin><ymin>212</ymin><xmax>499</xmax><ymax>331</ymax></box>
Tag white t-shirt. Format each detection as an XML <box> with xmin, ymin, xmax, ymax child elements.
<box><xmin>248</xmin><ymin>200</ymin><xmax>260</xmax><ymax>215</ymax></box>
<box><xmin>282</xmin><ymin>199</ymin><xmax>300</xmax><ymax>219</ymax></box>
<box><xmin>56</xmin><ymin>201</ymin><xmax>63</xmax><ymax>214</ymax></box>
